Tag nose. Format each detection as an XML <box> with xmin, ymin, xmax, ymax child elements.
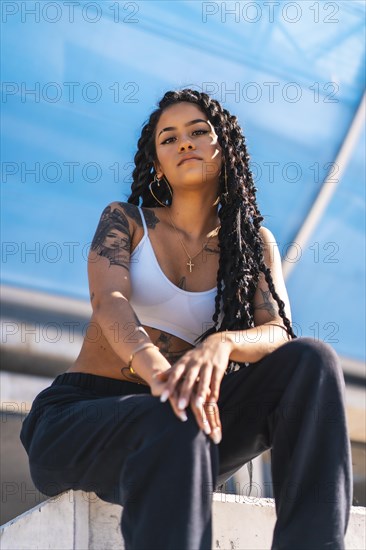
<box><xmin>178</xmin><ymin>134</ymin><xmax>195</xmax><ymax>151</ymax></box>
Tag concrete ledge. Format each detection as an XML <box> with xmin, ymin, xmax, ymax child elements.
<box><xmin>1</xmin><ymin>491</ymin><xmax>365</xmax><ymax>550</ymax></box>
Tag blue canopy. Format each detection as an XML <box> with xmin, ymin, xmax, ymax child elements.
<box><xmin>2</xmin><ymin>0</ymin><xmax>365</xmax><ymax>362</ymax></box>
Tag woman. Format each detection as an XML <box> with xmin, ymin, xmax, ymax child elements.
<box><xmin>20</xmin><ymin>89</ymin><xmax>352</xmax><ymax>550</ymax></box>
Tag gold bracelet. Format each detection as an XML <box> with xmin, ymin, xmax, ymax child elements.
<box><xmin>128</xmin><ymin>342</ymin><xmax>159</xmax><ymax>375</ymax></box>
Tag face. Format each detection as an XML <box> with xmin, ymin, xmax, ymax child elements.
<box><xmin>154</xmin><ymin>102</ymin><xmax>223</xmax><ymax>191</ymax></box>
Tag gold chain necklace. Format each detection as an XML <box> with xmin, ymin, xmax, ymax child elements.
<box><xmin>167</xmin><ymin>211</ymin><xmax>218</xmax><ymax>272</ymax></box>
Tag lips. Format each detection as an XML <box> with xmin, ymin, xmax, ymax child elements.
<box><xmin>178</xmin><ymin>155</ymin><xmax>202</xmax><ymax>166</ymax></box>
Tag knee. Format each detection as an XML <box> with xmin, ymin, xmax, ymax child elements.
<box><xmin>288</xmin><ymin>336</ymin><xmax>344</xmax><ymax>386</ymax></box>
<box><xmin>290</xmin><ymin>336</ymin><xmax>339</xmax><ymax>362</ymax></box>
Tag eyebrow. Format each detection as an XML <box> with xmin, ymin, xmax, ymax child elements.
<box><xmin>158</xmin><ymin>118</ymin><xmax>210</xmax><ymax>138</ymax></box>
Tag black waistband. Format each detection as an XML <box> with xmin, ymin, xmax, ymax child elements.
<box><xmin>51</xmin><ymin>372</ymin><xmax>151</xmax><ymax>396</ymax></box>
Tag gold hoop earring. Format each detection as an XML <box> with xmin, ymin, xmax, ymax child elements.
<box><xmin>148</xmin><ymin>174</ymin><xmax>173</xmax><ymax>207</ymax></box>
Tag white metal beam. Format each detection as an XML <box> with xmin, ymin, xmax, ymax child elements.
<box><xmin>282</xmin><ymin>90</ymin><xmax>366</xmax><ymax>280</ymax></box>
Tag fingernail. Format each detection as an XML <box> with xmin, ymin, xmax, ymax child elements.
<box><xmin>211</xmin><ymin>428</ymin><xmax>222</xmax><ymax>445</ymax></box>
<box><xmin>178</xmin><ymin>397</ymin><xmax>187</xmax><ymax>410</ymax></box>
<box><xmin>203</xmin><ymin>424</ymin><xmax>211</xmax><ymax>435</ymax></box>
<box><xmin>179</xmin><ymin>412</ymin><xmax>188</xmax><ymax>422</ymax></box>
<box><xmin>160</xmin><ymin>389</ymin><xmax>170</xmax><ymax>403</ymax></box>
<box><xmin>196</xmin><ymin>396</ymin><xmax>204</xmax><ymax>408</ymax></box>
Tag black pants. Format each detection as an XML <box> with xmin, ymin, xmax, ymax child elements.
<box><xmin>19</xmin><ymin>337</ymin><xmax>352</xmax><ymax>550</ymax></box>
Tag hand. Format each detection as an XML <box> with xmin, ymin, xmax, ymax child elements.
<box><xmin>130</xmin><ymin>346</ymin><xmax>172</xmax><ymax>395</ymax></box>
<box><xmin>157</xmin><ymin>333</ymin><xmax>233</xmax><ymax>444</ymax></box>
<box><xmin>149</xmin><ymin>369</ymin><xmax>171</xmax><ymax>397</ymax></box>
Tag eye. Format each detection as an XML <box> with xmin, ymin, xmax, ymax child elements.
<box><xmin>161</xmin><ymin>136</ymin><xmax>175</xmax><ymax>145</ymax></box>
<box><xmin>161</xmin><ymin>130</ymin><xmax>208</xmax><ymax>145</ymax></box>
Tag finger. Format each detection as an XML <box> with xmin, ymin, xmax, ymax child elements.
<box><xmin>194</xmin><ymin>364</ymin><xmax>213</xmax><ymax>409</ymax></box>
<box><xmin>168</xmin><ymin>388</ymin><xmax>188</xmax><ymax>422</ymax></box>
<box><xmin>209</xmin><ymin>366</ymin><xmax>222</xmax><ymax>403</ymax></box>
<box><xmin>161</xmin><ymin>362</ymin><xmax>188</xmax><ymax>402</ymax></box>
<box><xmin>176</xmin><ymin>363</ymin><xmax>202</xmax><ymax>411</ymax></box>
<box><xmin>152</xmin><ymin>370</ymin><xmax>170</xmax><ymax>380</ymax></box>
<box><xmin>209</xmin><ymin>403</ymin><xmax>222</xmax><ymax>445</ymax></box>
<box><xmin>151</xmin><ymin>371</ymin><xmax>171</xmax><ymax>400</ymax></box>
<box><xmin>189</xmin><ymin>393</ymin><xmax>211</xmax><ymax>435</ymax></box>
<box><xmin>203</xmin><ymin>397</ymin><xmax>217</xmax><ymax>428</ymax></box>
<box><xmin>152</xmin><ymin>371</ymin><xmax>170</xmax><ymax>388</ymax></box>
<box><xmin>203</xmin><ymin>394</ymin><xmax>222</xmax><ymax>445</ymax></box>
<box><xmin>205</xmin><ymin>367</ymin><xmax>223</xmax><ymax>443</ymax></box>
<box><xmin>160</xmin><ymin>366</ymin><xmax>184</xmax><ymax>407</ymax></box>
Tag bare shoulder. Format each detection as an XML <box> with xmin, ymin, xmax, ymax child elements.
<box><xmin>109</xmin><ymin>201</ymin><xmax>142</xmax><ymax>230</ymax></box>
<box><xmin>112</xmin><ymin>201</ymin><xmax>161</xmax><ymax>230</ymax></box>
<box><xmin>258</xmin><ymin>225</ymin><xmax>280</xmax><ymax>265</ymax></box>
<box><xmin>259</xmin><ymin>225</ymin><xmax>277</xmax><ymax>243</ymax></box>
<box><xmin>253</xmin><ymin>225</ymin><xmax>292</xmax><ymax>325</ymax></box>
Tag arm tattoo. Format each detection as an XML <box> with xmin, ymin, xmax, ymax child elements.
<box><xmin>255</xmin><ymin>289</ymin><xmax>277</xmax><ymax>319</ymax></box>
<box><xmin>90</xmin><ymin>205</ymin><xmax>131</xmax><ymax>270</ymax></box>
<box><xmin>118</xmin><ymin>202</ymin><xmax>143</xmax><ymax>226</ymax></box>
<box><xmin>117</xmin><ymin>203</ymin><xmax>160</xmax><ymax>229</ymax></box>
<box><xmin>117</xmin><ymin>201</ymin><xmax>160</xmax><ymax>233</ymax></box>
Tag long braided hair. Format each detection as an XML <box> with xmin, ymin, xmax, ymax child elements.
<box><xmin>128</xmin><ymin>89</ymin><xmax>296</xmax><ymax>373</ymax></box>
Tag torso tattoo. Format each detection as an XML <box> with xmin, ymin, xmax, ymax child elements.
<box><xmin>155</xmin><ymin>331</ymin><xmax>192</xmax><ymax>364</ymax></box>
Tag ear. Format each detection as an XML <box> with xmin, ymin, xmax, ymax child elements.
<box><xmin>153</xmin><ymin>160</ymin><xmax>163</xmax><ymax>179</ymax></box>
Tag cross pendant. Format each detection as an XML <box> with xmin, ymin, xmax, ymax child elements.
<box><xmin>187</xmin><ymin>259</ymin><xmax>194</xmax><ymax>272</ymax></box>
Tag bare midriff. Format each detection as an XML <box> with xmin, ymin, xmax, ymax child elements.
<box><xmin>65</xmin><ymin>315</ymin><xmax>194</xmax><ymax>387</ymax></box>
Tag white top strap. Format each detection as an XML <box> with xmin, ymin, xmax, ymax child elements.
<box><xmin>137</xmin><ymin>205</ymin><xmax>148</xmax><ymax>236</ymax></box>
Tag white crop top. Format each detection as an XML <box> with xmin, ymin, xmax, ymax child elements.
<box><xmin>129</xmin><ymin>206</ymin><xmax>219</xmax><ymax>345</ymax></box>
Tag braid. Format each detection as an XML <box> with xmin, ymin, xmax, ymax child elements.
<box><xmin>129</xmin><ymin>121</ymin><xmax>160</xmax><ymax>206</ymax></box>
<box><xmin>260</xmin><ymin>263</ymin><xmax>297</xmax><ymax>340</ymax></box>
<box><xmin>127</xmin><ymin>88</ymin><xmax>297</xmax><ymax>372</ymax></box>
